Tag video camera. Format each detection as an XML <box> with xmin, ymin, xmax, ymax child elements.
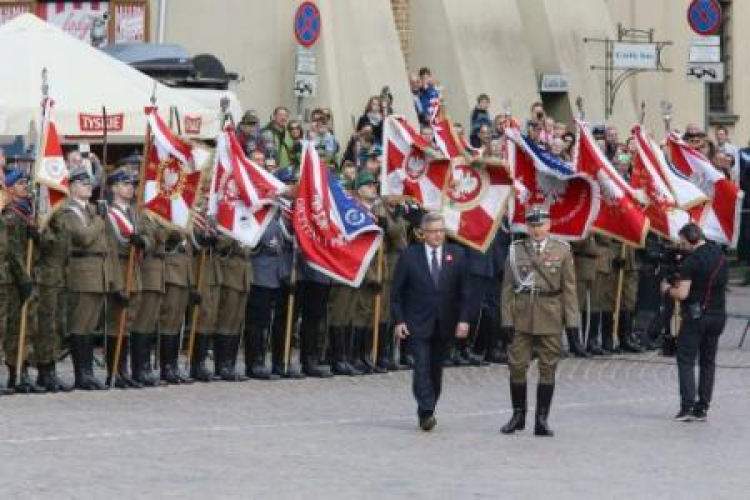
<box><xmin>644</xmin><ymin>238</ymin><xmax>685</xmax><ymax>284</ymax></box>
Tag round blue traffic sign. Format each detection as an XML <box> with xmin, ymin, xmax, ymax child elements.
<box><xmin>687</xmin><ymin>0</ymin><xmax>722</xmax><ymax>36</ymax></box>
<box><xmin>294</xmin><ymin>2</ymin><xmax>321</xmax><ymax>48</ymax></box>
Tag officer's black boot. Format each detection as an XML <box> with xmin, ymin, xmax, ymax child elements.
<box><xmin>120</xmin><ymin>337</ymin><xmax>142</xmax><ymax>389</ymax></box>
<box><xmin>159</xmin><ymin>335</ymin><xmax>183</xmax><ymax>385</ymax></box>
<box><xmin>330</xmin><ymin>326</ymin><xmax>358</xmax><ymax>376</ymax></box>
<box><xmin>501</xmin><ymin>383</ymin><xmax>527</xmax><ymax>434</ymax></box>
<box><xmin>300</xmin><ymin>322</ymin><xmax>332</xmax><ymax>378</ymax></box>
<box><xmin>376</xmin><ymin>322</ymin><xmax>393</xmax><ymax>372</ymax></box>
<box><xmin>565</xmin><ymin>329</ymin><xmax>590</xmax><ymax>358</ymax></box>
<box><xmin>534</xmin><ymin>384</ymin><xmax>555</xmax><ymax>437</ymax></box>
<box><xmin>83</xmin><ymin>335</ymin><xmax>107</xmax><ymax>390</ymax></box>
<box><xmin>9</xmin><ymin>362</ymin><xmax>45</xmax><ymax>394</ymax></box>
<box><xmin>37</xmin><ymin>361</ymin><xmax>73</xmax><ymax>393</ymax></box>
<box><xmin>245</xmin><ymin>327</ymin><xmax>277</xmax><ymax>380</ymax></box>
<box><xmin>586</xmin><ymin>312</ymin><xmax>606</xmax><ymax>355</ymax></box>
<box><xmin>270</xmin><ymin>322</ymin><xmax>305</xmax><ymax>380</ymax></box>
<box><xmin>106</xmin><ymin>338</ymin><xmax>131</xmax><ymax>389</ymax></box>
<box><xmin>358</xmin><ymin>327</ymin><xmax>385</xmax><ymax>374</ymax></box>
<box><xmin>190</xmin><ymin>333</ymin><xmax>213</xmax><ymax>382</ymax></box>
<box><xmin>601</xmin><ymin>313</ymin><xmax>617</xmax><ymax>354</ymax></box>
<box><xmin>69</xmin><ymin>335</ymin><xmax>106</xmax><ymax>391</ymax></box>
<box><xmin>131</xmin><ymin>332</ymin><xmax>158</xmax><ymax>387</ymax></box>
<box><xmin>217</xmin><ymin>335</ymin><xmax>247</xmax><ymax>382</ymax></box>
<box><xmin>618</xmin><ymin>311</ymin><xmax>644</xmax><ymax>353</ymax></box>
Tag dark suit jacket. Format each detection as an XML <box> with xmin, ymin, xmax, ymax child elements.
<box><xmin>390</xmin><ymin>243</ymin><xmax>470</xmax><ymax>339</ymax></box>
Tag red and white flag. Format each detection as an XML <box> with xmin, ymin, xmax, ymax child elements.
<box><xmin>507</xmin><ymin>127</ymin><xmax>599</xmax><ymax>240</ymax></box>
<box><xmin>294</xmin><ymin>142</ymin><xmax>382</xmax><ymax>287</ymax></box>
<box><xmin>431</xmin><ymin>103</ymin><xmax>479</xmax><ymax>159</ymax></box>
<box><xmin>667</xmin><ymin>133</ymin><xmax>744</xmax><ymax>247</ymax></box>
<box><xmin>33</xmin><ymin>99</ymin><xmax>69</xmax><ymax>228</ymax></box>
<box><xmin>142</xmin><ymin>107</ymin><xmax>206</xmax><ymax>231</ymax></box>
<box><xmin>208</xmin><ymin>127</ymin><xmax>286</xmax><ymax>247</ymax></box>
<box><xmin>574</xmin><ymin>121</ymin><xmax>649</xmax><ymax>247</ymax></box>
<box><xmin>441</xmin><ymin>157</ymin><xmax>513</xmax><ymax>252</ymax></box>
<box><xmin>382</xmin><ymin>115</ymin><xmax>449</xmax><ymax>211</ymax></box>
<box><xmin>630</xmin><ymin>126</ymin><xmax>705</xmax><ymax>241</ymax></box>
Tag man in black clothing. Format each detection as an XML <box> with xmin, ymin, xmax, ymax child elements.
<box><xmin>661</xmin><ymin>223</ymin><xmax>728</xmax><ymax>422</ymax></box>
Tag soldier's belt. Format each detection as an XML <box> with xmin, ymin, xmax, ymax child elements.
<box><xmin>70</xmin><ymin>251</ymin><xmax>107</xmax><ymax>259</ymax></box>
<box><xmin>574</xmin><ymin>252</ymin><xmax>597</xmax><ymax>258</ymax></box>
<box><xmin>518</xmin><ymin>289</ymin><xmax>561</xmax><ymax>297</ymax></box>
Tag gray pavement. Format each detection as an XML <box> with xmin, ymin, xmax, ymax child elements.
<box><xmin>1</xmin><ymin>289</ymin><xmax>750</xmax><ymax>499</ymax></box>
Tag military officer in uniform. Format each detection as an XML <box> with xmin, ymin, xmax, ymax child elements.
<box><xmin>571</xmin><ymin>235</ymin><xmax>598</xmax><ymax>357</ymax></box>
<box><xmin>0</xmin><ymin>172</ymin><xmax>16</xmax><ymax>394</ymax></box>
<box><xmin>607</xmin><ymin>240</ymin><xmax>644</xmax><ymax>353</ymax></box>
<box><xmin>188</xmin><ymin>214</ymin><xmax>219</xmax><ymax>382</ymax></box>
<box><xmin>34</xmin><ymin>188</ymin><xmax>73</xmax><ymax>392</ymax></box>
<box><xmin>130</xmin><ymin>212</ymin><xmax>169</xmax><ymax>387</ymax></box>
<box><xmin>158</xmin><ymin>228</ymin><xmax>198</xmax><ymax>384</ymax></box>
<box><xmin>103</xmin><ymin>168</ymin><xmax>147</xmax><ymax>389</ymax></box>
<box><xmin>246</xmin><ymin>203</ymin><xmax>297</xmax><ymax>379</ymax></box>
<box><xmin>3</xmin><ymin>170</ymin><xmax>41</xmax><ymax>392</ymax></box>
<box><xmin>62</xmin><ymin>167</ymin><xmax>117</xmax><ymax>390</ymax></box>
<box><xmin>296</xmin><ymin>256</ymin><xmax>334</xmax><ymax>378</ymax></box>
<box><xmin>500</xmin><ymin>206</ymin><xmax>579</xmax><ymax>437</ymax></box>
<box><xmin>215</xmin><ymin>234</ymin><xmax>252</xmax><ymax>381</ymax></box>
<box><xmin>586</xmin><ymin>235</ymin><xmax>614</xmax><ymax>355</ymax></box>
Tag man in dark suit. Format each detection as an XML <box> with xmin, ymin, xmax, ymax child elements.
<box><xmin>391</xmin><ymin>212</ymin><xmax>470</xmax><ymax>431</ymax></box>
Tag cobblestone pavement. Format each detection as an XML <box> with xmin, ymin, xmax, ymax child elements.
<box><xmin>0</xmin><ymin>289</ymin><xmax>749</xmax><ymax>499</ymax></box>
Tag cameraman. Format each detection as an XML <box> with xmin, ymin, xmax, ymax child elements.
<box><xmin>661</xmin><ymin>223</ymin><xmax>728</xmax><ymax>422</ymax></box>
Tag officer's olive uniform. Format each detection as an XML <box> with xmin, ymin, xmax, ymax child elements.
<box><xmin>158</xmin><ymin>232</ymin><xmax>193</xmax><ymax>336</ymax></box>
<box><xmin>501</xmin><ymin>238</ymin><xmax>579</xmax><ymax>385</ymax></box>
<box><xmin>188</xmin><ymin>231</ymin><xmax>222</xmax><ymax>380</ymax></box>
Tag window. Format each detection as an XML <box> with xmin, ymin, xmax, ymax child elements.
<box><xmin>707</xmin><ymin>0</ymin><xmax>732</xmax><ymax>116</ymax></box>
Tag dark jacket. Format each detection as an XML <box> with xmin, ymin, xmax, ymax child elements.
<box><xmin>390</xmin><ymin>243</ymin><xmax>470</xmax><ymax>339</ymax></box>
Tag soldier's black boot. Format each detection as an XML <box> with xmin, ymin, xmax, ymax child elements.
<box><xmin>601</xmin><ymin>313</ymin><xmax>617</xmax><ymax>354</ymax></box>
<box><xmin>270</xmin><ymin>323</ymin><xmax>305</xmax><ymax>380</ymax></box>
<box><xmin>245</xmin><ymin>328</ymin><xmax>278</xmax><ymax>380</ymax></box>
<box><xmin>501</xmin><ymin>383</ymin><xmax>527</xmax><ymax>434</ymax></box>
<box><xmin>106</xmin><ymin>338</ymin><xmax>131</xmax><ymax>389</ymax></box>
<box><xmin>190</xmin><ymin>333</ymin><xmax>213</xmax><ymax>382</ymax></box>
<box><xmin>217</xmin><ymin>335</ymin><xmax>247</xmax><ymax>382</ymax></box>
<box><xmin>349</xmin><ymin>327</ymin><xmax>371</xmax><ymax>375</ymax></box>
<box><xmin>358</xmin><ymin>327</ymin><xmax>384</xmax><ymax>374</ymax></box>
<box><xmin>36</xmin><ymin>362</ymin><xmax>73</xmax><ymax>393</ymax></box>
<box><xmin>618</xmin><ymin>311</ymin><xmax>644</xmax><ymax>353</ymax></box>
<box><xmin>83</xmin><ymin>335</ymin><xmax>107</xmax><ymax>390</ymax></box>
<box><xmin>131</xmin><ymin>332</ymin><xmax>158</xmax><ymax>387</ymax></box>
<box><xmin>376</xmin><ymin>322</ymin><xmax>393</xmax><ymax>372</ymax></box>
<box><xmin>330</xmin><ymin>326</ymin><xmax>358</xmax><ymax>376</ymax></box>
<box><xmin>9</xmin><ymin>363</ymin><xmax>46</xmax><ymax>394</ymax></box>
<box><xmin>534</xmin><ymin>384</ymin><xmax>555</xmax><ymax>437</ymax></box>
<box><xmin>565</xmin><ymin>329</ymin><xmax>590</xmax><ymax>358</ymax></box>
<box><xmin>586</xmin><ymin>312</ymin><xmax>606</xmax><ymax>356</ymax></box>
<box><xmin>69</xmin><ymin>335</ymin><xmax>106</xmax><ymax>391</ymax></box>
<box><xmin>300</xmin><ymin>323</ymin><xmax>332</xmax><ymax>378</ymax></box>
<box><xmin>160</xmin><ymin>335</ymin><xmax>185</xmax><ymax>385</ymax></box>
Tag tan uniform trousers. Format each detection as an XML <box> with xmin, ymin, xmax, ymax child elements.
<box><xmin>215</xmin><ymin>287</ymin><xmax>247</xmax><ymax>336</ymax></box>
<box><xmin>67</xmin><ymin>292</ymin><xmax>105</xmax><ymax>335</ymax></box>
<box><xmin>508</xmin><ymin>332</ymin><xmax>561</xmax><ymax>385</ymax></box>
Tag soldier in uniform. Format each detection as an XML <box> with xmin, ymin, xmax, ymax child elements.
<box><xmin>607</xmin><ymin>240</ymin><xmax>644</xmax><ymax>353</ymax></box>
<box><xmin>3</xmin><ymin>170</ymin><xmax>42</xmax><ymax>392</ymax></box>
<box><xmin>62</xmin><ymin>167</ymin><xmax>118</xmax><ymax>390</ymax></box>
<box><xmin>348</xmin><ymin>170</ymin><xmax>388</xmax><ymax>374</ymax></box>
<box><xmin>188</xmin><ymin>214</ymin><xmax>219</xmax><ymax>382</ymax></box>
<box><xmin>103</xmin><ymin>168</ymin><xmax>147</xmax><ymax>389</ymax></box>
<box><xmin>246</xmin><ymin>200</ymin><xmax>298</xmax><ymax>379</ymax></box>
<box><xmin>586</xmin><ymin>235</ymin><xmax>614</xmax><ymax>355</ymax></box>
<box><xmin>34</xmin><ymin>189</ymin><xmax>73</xmax><ymax>392</ymax></box>
<box><xmin>500</xmin><ymin>206</ymin><xmax>580</xmax><ymax>437</ymax></box>
<box><xmin>158</xmin><ymin>228</ymin><xmax>198</xmax><ymax>384</ymax></box>
<box><xmin>215</xmin><ymin>234</ymin><xmax>252</xmax><ymax>381</ymax></box>
<box><xmin>570</xmin><ymin>235</ymin><xmax>598</xmax><ymax>357</ymax></box>
<box><xmin>129</xmin><ymin>212</ymin><xmax>169</xmax><ymax>387</ymax></box>
<box><xmin>0</xmin><ymin>171</ymin><xmax>16</xmax><ymax>394</ymax></box>
<box><xmin>296</xmin><ymin>256</ymin><xmax>334</xmax><ymax>378</ymax></box>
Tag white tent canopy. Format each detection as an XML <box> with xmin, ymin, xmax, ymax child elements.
<box><xmin>0</xmin><ymin>14</ymin><xmax>241</xmax><ymax>143</ymax></box>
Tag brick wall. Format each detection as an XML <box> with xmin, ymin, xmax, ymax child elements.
<box><xmin>390</xmin><ymin>0</ymin><xmax>410</xmax><ymax>69</ymax></box>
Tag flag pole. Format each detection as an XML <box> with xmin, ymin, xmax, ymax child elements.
<box><xmin>185</xmin><ymin>96</ymin><xmax>227</xmax><ymax>371</ymax></box>
<box><xmin>575</xmin><ymin>96</ymin><xmax>593</xmax><ymax>350</ymax></box>
<box><xmin>109</xmin><ymin>86</ymin><xmax>156</xmax><ymax>388</ymax></box>
<box><xmin>370</xmin><ymin>239</ymin><xmax>385</xmax><ymax>364</ymax></box>
<box><xmin>282</xmin><ymin>237</ymin><xmax>299</xmax><ymax>374</ymax></box>
<box><xmin>15</xmin><ymin>68</ymin><xmax>50</xmax><ymax>382</ymax></box>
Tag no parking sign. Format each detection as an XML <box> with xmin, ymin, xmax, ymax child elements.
<box><xmin>687</xmin><ymin>0</ymin><xmax>722</xmax><ymax>36</ymax></box>
<box><xmin>294</xmin><ymin>2</ymin><xmax>321</xmax><ymax>48</ymax></box>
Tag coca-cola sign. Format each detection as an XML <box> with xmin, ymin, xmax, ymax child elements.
<box><xmin>184</xmin><ymin>115</ymin><xmax>202</xmax><ymax>134</ymax></box>
<box><xmin>79</xmin><ymin>113</ymin><xmax>125</xmax><ymax>132</ymax></box>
